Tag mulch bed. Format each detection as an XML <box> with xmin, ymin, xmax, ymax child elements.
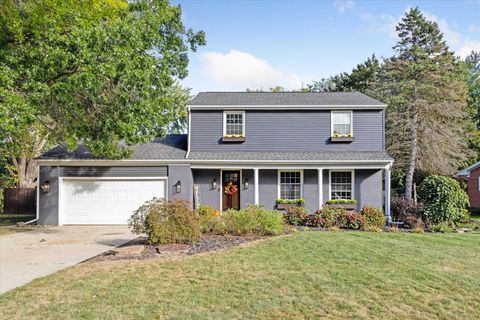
<box><xmin>84</xmin><ymin>234</ymin><xmax>266</xmax><ymax>263</ymax></box>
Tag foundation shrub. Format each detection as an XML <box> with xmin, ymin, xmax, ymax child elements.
<box><xmin>129</xmin><ymin>199</ymin><xmax>200</xmax><ymax>245</ymax></box>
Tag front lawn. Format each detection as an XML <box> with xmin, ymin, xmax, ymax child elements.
<box><xmin>0</xmin><ymin>214</ymin><xmax>35</xmax><ymax>236</ymax></box>
<box><xmin>1</xmin><ymin>232</ymin><xmax>480</xmax><ymax>319</ymax></box>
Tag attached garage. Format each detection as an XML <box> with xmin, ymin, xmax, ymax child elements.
<box><xmin>60</xmin><ymin>178</ymin><xmax>166</xmax><ymax>225</ymax></box>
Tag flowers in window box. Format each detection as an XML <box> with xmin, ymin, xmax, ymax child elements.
<box><xmin>332</xmin><ymin>132</ymin><xmax>353</xmax><ymax>138</ymax></box>
<box><xmin>224</xmin><ymin>181</ymin><xmax>238</xmax><ymax>195</ymax></box>
<box><xmin>276</xmin><ymin>198</ymin><xmax>305</xmax><ymax>205</ymax></box>
<box><xmin>326</xmin><ymin>199</ymin><xmax>357</xmax><ymax>205</ymax></box>
<box><xmin>223</xmin><ymin>134</ymin><xmax>244</xmax><ymax>138</ymax></box>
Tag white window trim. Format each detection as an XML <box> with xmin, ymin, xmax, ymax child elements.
<box><xmin>277</xmin><ymin>170</ymin><xmax>304</xmax><ymax>200</ymax></box>
<box><xmin>328</xmin><ymin>169</ymin><xmax>355</xmax><ymax>201</ymax></box>
<box><xmin>223</xmin><ymin>111</ymin><xmax>245</xmax><ymax>137</ymax></box>
<box><xmin>331</xmin><ymin>110</ymin><xmax>353</xmax><ymax>137</ymax></box>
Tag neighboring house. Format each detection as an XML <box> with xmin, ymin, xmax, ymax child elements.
<box><xmin>458</xmin><ymin>162</ymin><xmax>480</xmax><ymax>208</ymax></box>
<box><xmin>36</xmin><ymin>92</ymin><xmax>393</xmax><ymax>225</ymax></box>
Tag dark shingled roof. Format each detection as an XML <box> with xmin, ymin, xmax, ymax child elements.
<box><xmin>187</xmin><ymin>151</ymin><xmax>392</xmax><ymax>162</ymax></box>
<box><xmin>189</xmin><ymin>92</ymin><xmax>385</xmax><ymax>107</ymax></box>
<box><xmin>37</xmin><ymin>134</ymin><xmax>188</xmax><ymax>160</ymax></box>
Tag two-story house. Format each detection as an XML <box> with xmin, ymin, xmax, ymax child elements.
<box><xmin>36</xmin><ymin>92</ymin><xmax>393</xmax><ymax>225</ymax></box>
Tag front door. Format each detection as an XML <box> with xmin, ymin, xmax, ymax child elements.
<box><xmin>222</xmin><ymin>171</ymin><xmax>240</xmax><ymax>211</ymax></box>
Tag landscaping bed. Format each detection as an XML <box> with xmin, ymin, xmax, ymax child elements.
<box><xmin>85</xmin><ymin>234</ymin><xmax>267</xmax><ymax>263</ymax></box>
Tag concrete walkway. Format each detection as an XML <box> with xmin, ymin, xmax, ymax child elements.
<box><xmin>0</xmin><ymin>226</ymin><xmax>137</xmax><ymax>294</ymax></box>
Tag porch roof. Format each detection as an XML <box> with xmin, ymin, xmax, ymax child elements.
<box><xmin>187</xmin><ymin>151</ymin><xmax>392</xmax><ymax>162</ymax></box>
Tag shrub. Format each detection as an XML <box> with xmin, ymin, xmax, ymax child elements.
<box><xmin>197</xmin><ymin>204</ymin><xmax>220</xmax><ymax>233</ymax></box>
<box><xmin>418</xmin><ymin>175</ymin><xmax>470</xmax><ymax>224</ymax></box>
<box><xmin>344</xmin><ymin>212</ymin><xmax>367</xmax><ymax>230</ymax></box>
<box><xmin>360</xmin><ymin>206</ymin><xmax>386</xmax><ymax>228</ymax></box>
<box><xmin>284</xmin><ymin>206</ymin><xmax>308</xmax><ymax>226</ymax></box>
<box><xmin>431</xmin><ymin>221</ymin><xmax>455</xmax><ymax>233</ymax></box>
<box><xmin>221</xmin><ymin>205</ymin><xmax>284</xmax><ymax>236</ymax></box>
<box><xmin>412</xmin><ymin>227</ymin><xmax>425</xmax><ymax>234</ymax></box>
<box><xmin>391</xmin><ymin>196</ymin><xmax>423</xmax><ymax>227</ymax></box>
<box><xmin>129</xmin><ymin>199</ymin><xmax>200</xmax><ymax>245</ymax></box>
<box><xmin>309</xmin><ymin>205</ymin><xmax>347</xmax><ymax>228</ymax></box>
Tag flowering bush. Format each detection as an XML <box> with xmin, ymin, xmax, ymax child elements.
<box><xmin>308</xmin><ymin>206</ymin><xmax>347</xmax><ymax>228</ymax></box>
<box><xmin>344</xmin><ymin>212</ymin><xmax>367</xmax><ymax>230</ymax></box>
<box><xmin>283</xmin><ymin>206</ymin><xmax>308</xmax><ymax>226</ymax></box>
<box><xmin>360</xmin><ymin>206</ymin><xmax>386</xmax><ymax>229</ymax></box>
<box><xmin>276</xmin><ymin>198</ymin><xmax>305</xmax><ymax>205</ymax></box>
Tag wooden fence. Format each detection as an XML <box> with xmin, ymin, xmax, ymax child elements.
<box><xmin>3</xmin><ymin>188</ymin><xmax>36</xmax><ymax>215</ymax></box>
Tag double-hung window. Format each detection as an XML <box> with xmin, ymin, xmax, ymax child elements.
<box><xmin>330</xmin><ymin>171</ymin><xmax>354</xmax><ymax>200</ymax></box>
<box><xmin>331</xmin><ymin>111</ymin><xmax>353</xmax><ymax>136</ymax></box>
<box><xmin>279</xmin><ymin>171</ymin><xmax>303</xmax><ymax>200</ymax></box>
<box><xmin>223</xmin><ymin>111</ymin><xmax>245</xmax><ymax>137</ymax></box>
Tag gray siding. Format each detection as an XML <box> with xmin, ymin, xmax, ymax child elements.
<box><xmin>259</xmin><ymin>170</ymin><xmax>277</xmax><ymax>210</ymax></box>
<box><xmin>59</xmin><ymin>166</ymin><xmax>167</xmax><ymax>177</ymax></box>
<box><xmin>355</xmin><ymin>169</ymin><xmax>383</xmax><ymax>209</ymax></box>
<box><xmin>38</xmin><ymin>166</ymin><xmax>59</xmax><ymax>225</ymax></box>
<box><xmin>303</xmin><ymin>169</ymin><xmax>319</xmax><ymax>212</ymax></box>
<box><xmin>190</xmin><ymin>110</ymin><xmax>384</xmax><ymax>152</ymax></box>
<box><xmin>192</xmin><ymin>169</ymin><xmax>221</xmax><ymax>210</ymax></box>
<box><xmin>168</xmin><ymin>165</ymin><xmax>193</xmax><ymax>204</ymax></box>
<box><xmin>241</xmin><ymin>169</ymin><xmax>255</xmax><ymax>208</ymax></box>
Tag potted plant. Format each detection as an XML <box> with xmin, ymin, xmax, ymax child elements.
<box><xmin>276</xmin><ymin>198</ymin><xmax>305</xmax><ymax>210</ymax></box>
<box><xmin>222</xmin><ymin>134</ymin><xmax>246</xmax><ymax>142</ymax></box>
<box><xmin>326</xmin><ymin>199</ymin><xmax>357</xmax><ymax>210</ymax></box>
<box><xmin>330</xmin><ymin>132</ymin><xmax>354</xmax><ymax>143</ymax></box>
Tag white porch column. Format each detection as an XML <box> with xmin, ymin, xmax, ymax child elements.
<box><xmin>318</xmin><ymin>168</ymin><xmax>324</xmax><ymax>209</ymax></box>
<box><xmin>384</xmin><ymin>165</ymin><xmax>392</xmax><ymax>224</ymax></box>
<box><xmin>254</xmin><ymin>168</ymin><xmax>259</xmax><ymax>205</ymax></box>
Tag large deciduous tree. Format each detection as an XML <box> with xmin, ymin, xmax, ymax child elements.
<box><xmin>0</xmin><ymin>0</ymin><xmax>204</xmax><ymax>188</ymax></box>
<box><xmin>374</xmin><ymin>8</ymin><xmax>471</xmax><ymax>202</ymax></box>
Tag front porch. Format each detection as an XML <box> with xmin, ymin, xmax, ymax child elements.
<box><xmin>191</xmin><ymin>165</ymin><xmax>392</xmax><ymax>220</ymax></box>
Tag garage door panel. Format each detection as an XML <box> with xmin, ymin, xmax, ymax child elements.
<box><xmin>62</xmin><ymin>179</ymin><xmax>166</xmax><ymax>225</ymax></box>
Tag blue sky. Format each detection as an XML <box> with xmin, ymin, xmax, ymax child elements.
<box><xmin>172</xmin><ymin>0</ymin><xmax>480</xmax><ymax>93</ymax></box>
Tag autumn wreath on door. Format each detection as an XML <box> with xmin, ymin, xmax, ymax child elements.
<box><xmin>224</xmin><ymin>181</ymin><xmax>238</xmax><ymax>195</ymax></box>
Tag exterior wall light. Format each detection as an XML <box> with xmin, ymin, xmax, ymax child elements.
<box><xmin>212</xmin><ymin>178</ymin><xmax>217</xmax><ymax>190</ymax></box>
<box><xmin>41</xmin><ymin>180</ymin><xmax>50</xmax><ymax>193</ymax></box>
<box><xmin>175</xmin><ymin>180</ymin><xmax>181</xmax><ymax>194</ymax></box>
<box><xmin>244</xmin><ymin>178</ymin><xmax>249</xmax><ymax>189</ymax></box>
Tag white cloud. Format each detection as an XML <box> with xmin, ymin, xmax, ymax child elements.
<box><xmin>423</xmin><ymin>12</ymin><xmax>463</xmax><ymax>47</ymax></box>
<box><xmin>201</xmin><ymin>50</ymin><xmax>304</xmax><ymax>90</ymax></box>
<box><xmin>457</xmin><ymin>39</ymin><xmax>480</xmax><ymax>58</ymax></box>
<box><xmin>360</xmin><ymin>12</ymin><xmax>399</xmax><ymax>38</ymax></box>
<box><xmin>469</xmin><ymin>25</ymin><xmax>480</xmax><ymax>33</ymax></box>
<box><xmin>333</xmin><ymin>0</ymin><xmax>354</xmax><ymax>15</ymax></box>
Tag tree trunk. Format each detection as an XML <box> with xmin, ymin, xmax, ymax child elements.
<box><xmin>405</xmin><ymin>104</ymin><xmax>418</xmax><ymax>203</ymax></box>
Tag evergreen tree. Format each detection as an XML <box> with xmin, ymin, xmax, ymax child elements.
<box><xmin>374</xmin><ymin>8</ymin><xmax>471</xmax><ymax>202</ymax></box>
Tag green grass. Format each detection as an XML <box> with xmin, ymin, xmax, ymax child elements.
<box><xmin>0</xmin><ymin>214</ymin><xmax>35</xmax><ymax>235</ymax></box>
<box><xmin>1</xmin><ymin>232</ymin><xmax>480</xmax><ymax>319</ymax></box>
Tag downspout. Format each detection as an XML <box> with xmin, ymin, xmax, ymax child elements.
<box><xmin>24</xmin><ymin>164</ymin><xmax>39</xmax><ymax>225</ymax></box>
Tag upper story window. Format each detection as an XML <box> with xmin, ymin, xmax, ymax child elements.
<box><xmin>331</xmin><ymin>111</ymin><xmax>353</xmax><ymax>137</ymax></box>
<box><xmin>223</xmin><ymin>111</ymin><xmax>245</xmax><ymax>137</ymax></box>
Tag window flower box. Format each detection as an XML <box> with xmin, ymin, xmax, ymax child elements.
<box><xmin>326</xmin><ymin>199</ymin><xmax>357</xmax><ymax>211</ymax></box>
<box><xmin>327</xmin><ymin>203</ymin><xmax>356</xmax><ymax>210</ymax></box>
<box><xmin>276</xmin><ymin>198</ymin><xmax>305</xmax><ymax>210</ymax></box>
<box><xmin>331</xmin><ymin>136</ymin><xmax>354</xmax><ymax>143</ymax></box>
<box><xmin>222</xmin><ymin>136</ymin><xmax>246</xmax><ymax>143</ymax></box>
<box><xmin>276</xmin><ymin>203</ymin><xmax>302</xmax><ymax>210</ymax></box>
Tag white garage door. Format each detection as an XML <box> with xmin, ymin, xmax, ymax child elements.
<box><xmin>61</xmin><ymin>179</ymin><xmax>166</xmax><ymax>225</ymax></box>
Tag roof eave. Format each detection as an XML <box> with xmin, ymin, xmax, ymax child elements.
<box><xmin>188</xmin><ymin>104</ymin><xmax>387</xmax><ymax>110</ymax></box>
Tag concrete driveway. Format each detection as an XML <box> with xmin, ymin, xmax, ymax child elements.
<box><xmin>0</xmin><ymin>226</ymin><xmax>137</xmax><ymax>294</ymax></box>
